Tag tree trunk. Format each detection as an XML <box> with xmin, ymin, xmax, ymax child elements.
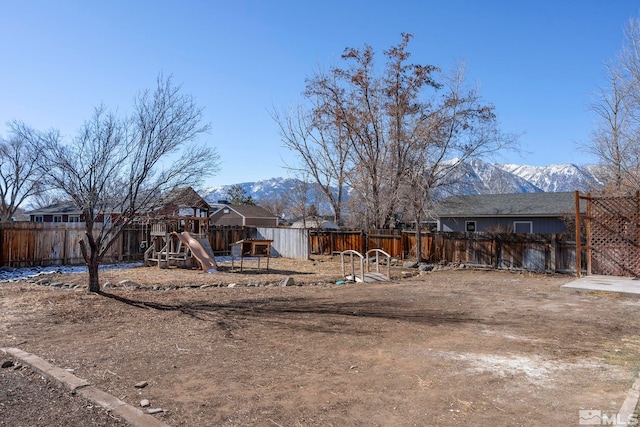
<box><xmin>415</xmin><ymin>214</ymin><xmax>424</xmax><ymax>262</ymax></box>
<box><xmin>79</xmin><ymin>239</ymin><xmax>101</xmax><ymax>293</ymax></box>
<box><xmin>87</xmin><ymin>258</ymin><xmax>100</xmax><ymax>293</ymax></box>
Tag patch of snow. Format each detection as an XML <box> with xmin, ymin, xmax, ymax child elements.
<box><xmin>0</xmin><ymin>262</ymin><xmax>143</xmax><ymax>282</ymax></box>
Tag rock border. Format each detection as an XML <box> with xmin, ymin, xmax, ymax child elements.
<box><xmin>1</xmin><ymin>347</ymin><xmax>169</xmax><ymax>427</ymax></box>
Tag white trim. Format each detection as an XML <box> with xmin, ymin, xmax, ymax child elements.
<box><xmin>513</xmin><ymin>221</ymin><xmax>533</xmax><ymax>233</ymax></box>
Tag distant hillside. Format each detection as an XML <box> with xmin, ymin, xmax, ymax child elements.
<box><xmin>202</xmin><ymin>160</ymin><xmax>603</xmax><ymax>205</ymax></box>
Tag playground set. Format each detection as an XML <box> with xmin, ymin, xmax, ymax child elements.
<box><xmin>143</xmin><ymin>217</ymin><xmax>219</xmax><ymax>272</ymax></box>
<box><xmin>141</xmin><ymin>187</ymin><xmax>275</xmax><ymax>273</ymax></box>
<box><xmin>142</xmin><ymin>187</ymin><xmax>219</xmax><ymax>272</ymax></box>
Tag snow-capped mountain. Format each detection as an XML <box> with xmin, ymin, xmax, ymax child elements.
<box><xmin>497</xmin><ymin>163</ymin><xmax>603</xmax><ymax>192</ymax></box>
<box><xmin>202</xmin><ymin>160</ymin><xmax>603</xmax><ymax>205</ymax></box>
<box><xmin>435</xmin><ymin>159</ymin><xmax>543</xmax><ymax>197</ymax></box>
<box><xmin>202</xmin><ymin>177</ymin><xmax>304</xmax><ymax>203</ymax></box>
<box><xmin>202</xmin><ymin>177</ymin><xmax>334</xmax><ymax>210</ymax></box>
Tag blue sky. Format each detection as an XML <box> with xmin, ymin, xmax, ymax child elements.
<box><xmin>1</xmin><ymin>1</ymin><xmax>639</xmax><ymax>187</ymax></box>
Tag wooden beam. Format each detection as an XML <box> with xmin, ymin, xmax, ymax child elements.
<box><xmin>575</xmin><ymin>191</ymin><xmax>582</xmax><ymax>277</ymax></box>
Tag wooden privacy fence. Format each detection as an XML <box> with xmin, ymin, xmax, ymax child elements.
<box><xmin>0</xmin><ymin>222</ymin><xmax>583</xmax><ymax>275</ymax></box>
<box><xmin>0</xmin><ymin>223</ymin><xmax>257</xmax><ymax>267</ymax></box>
<box><xmin>0</xmin><ymin>222</ymin><xmax>144</xmax><ymax>267</ymax></box>
<box><xmin>422</xmin><ymin>232</ymin><xmax>582</xmax><ymax>274</ymax></box>
<box><xmin>309</xmin><ymin>229</ymin><xmax>583</xmax><ymax>274</ymax></box>
<box><xmin>0</xmin><ymin>224</ymin><xmax>271</xmax><ymax>267</ymax></box>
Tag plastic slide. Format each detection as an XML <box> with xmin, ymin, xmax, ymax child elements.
<box><xmin>174</xmin><ymin>232</ymin><xmax>219</xmax><ymax>272</ymax></box>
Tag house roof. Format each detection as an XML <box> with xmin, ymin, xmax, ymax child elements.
<box><xmin>436</xmin><ymin>192</ymin><xmax>585</xmax><ymax>217</ymax></box>
<box><xmin>27</xmin><ymin>201</ymin><xmax>82</xmax><ymax>216</ymax></box>
<box><xmin>160</xmin><ymin>187</ymin><xmax>210</xmax><ymax>210</ymax></box>
<box><xmin>28</xmin><ymin>187</ymin><xmax>210</xmax><ymax>217</ymax></box>
<box><xmin>213</xmin><ymin>204</ymin><xmax>278</xmax><ymax>219</ymax></box>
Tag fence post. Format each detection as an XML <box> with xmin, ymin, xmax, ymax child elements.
<box><xmin>0</xmin><ymin>222</ymin><xmax>3</xmax><ymax>267</ymax></box>
<box><xmin>575</xmin><ymin>191</ymin><xmax>582</xmax><ymax>277</ymax></box>
<box><xmin>550</xmin><ymin>234</ymin><xmax>557</xmax><ymax>273</ymax></box>
<box><xmin>361</xmin><ymin>230</ymin><xmax>366</xmax><ymax>255</ymax></box>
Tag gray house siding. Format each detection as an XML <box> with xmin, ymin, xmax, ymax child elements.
<box><xmin>440</xmin><ymin>216</ymin><xmax>567</xmax><ymax>234</ymax></box>
<box><xmin>436</xmin><ymin>192</ymin><xmax>583</xmax><ymax>235</ymax></box>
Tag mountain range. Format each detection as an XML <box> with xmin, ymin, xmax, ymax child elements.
<box><xmin>201</xmin><ymin>159</ymin><xmax>603</xmax><ymax>205</ymax></box>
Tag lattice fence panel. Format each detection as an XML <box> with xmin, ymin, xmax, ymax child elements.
<box><xmin>589</xmin><ymin>194</ymin><xmax>640</xmax><ymax>276</ymax></box>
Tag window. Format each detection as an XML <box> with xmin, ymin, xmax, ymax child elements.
<box><xmin>69</xmin><ymin>216</ymin><xmax>80</xmax><ymax>223</ymax></box>
<box><xmin>103</xmin><ymin>214</ymin><xmax>112</xmax><ymax>225</ymax></box>
<box><xmin>53</xmin><ymin>215</ymin><xmax>63</xmax><ymax>223</ymax></box>
<box><xmin>513</xmin><ymin>221</ymin><xmax>533</xmax><ymax>233</ymax></box>
<box><xmin>465</xmin><ymin>221</ymin><xmax>476</xmax><ymax>232</ymax></box>
<box><xmin>34</xmin><ymin>216</ymin><xmax>43</xmax><ymax>223</ymax></box>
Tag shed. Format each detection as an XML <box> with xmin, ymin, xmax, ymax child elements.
<box><xmin>436</xmin><ymin>192</ymin><xmax>585</xmax><ymax>234</ymax></box>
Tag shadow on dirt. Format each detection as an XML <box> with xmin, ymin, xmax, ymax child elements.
<box><xmin>98</xmin><ymin>291</ymin><xmax>487</xmax><ymax>334</ymax></box>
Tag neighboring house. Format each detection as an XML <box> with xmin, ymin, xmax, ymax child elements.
<box><xmin>436</xmin><ymin>192</ymin><xmax>585</xmax><ymax>234</ymax></box>
<box><xmin>28</xmin><ymin>187</ymin><xmax>211</xmax><ymax>225</ymax></box>
<box><xmin>28</xmin><ymin>201</ymin><xmax>123</xmax><ymax>225</ymax></box>
<box><xmin>210</xmin><ymin>204</ymin><xmax>278</xmax><ymax>227</ymax></box>
<box><xmin>28</xmin><ymin>202</ymin><xmax>84</xmax><ymax>223</ymax></box>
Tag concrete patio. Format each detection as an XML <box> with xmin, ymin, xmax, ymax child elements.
<box><xmin>561</xmin><ymin>275</ymin><xmax>640</xmax><ymax>296</ymax></box>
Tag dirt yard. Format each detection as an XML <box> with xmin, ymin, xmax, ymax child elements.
<box><xmin>1</xmin><ymin>256</ymin><xmax>640</xmax><ymax>426</ymax></box>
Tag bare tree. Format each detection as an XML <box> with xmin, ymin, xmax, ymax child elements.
<box><xmin>278</xmin><ymin>33</ymin><xmax>514</xmax><ymax>246</ymax></box>
<box><xmin>28</xmin><ymin>191</ymin><xmax>66</xmax><ymax>210</ymax></box>
<box><xmin>302</xmin><ymin>39</ymin><xmax>400</xmax><ymax>229</ymax></box>
<box><xmin>0</xmin><ymin>133</ymin><xmax>46</xmax><ymax>221</ymax></box>
<box><xmin>12</xmin><ymin>75</ymin><xmax>220</xmax><ymax>292</ymax></box>
<box><xmin>586</xmin><ymin>16</ymin><xmax>640</xmax><ymax>193</ymax></box>
<box><xmin>286</xmin><ymin>177</ymin><xmax>314</xmax><ymax>226</ymax></box>
<box><xmin>273</xmin><ymin>103</ymin><xmax>350</xmax><ymax>224</ymax></box>
<box><xmin>400</xmin><ymin>65</ymin><xmax>515</xmax><ymax>260</ymax></box>
<box><xmin>258</xmin><ymin>191</ymin><xmax>289</xmax><ymax>219</ymax></box>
